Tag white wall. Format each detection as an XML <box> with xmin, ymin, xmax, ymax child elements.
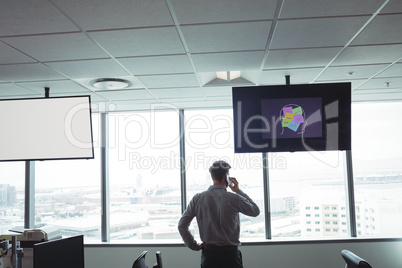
<box><xmin>84</xmin><ymin>239</ymin><xmax>402</xmax><ymax>268</ymax></box>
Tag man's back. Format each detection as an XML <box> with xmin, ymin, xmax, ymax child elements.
<box><xmin>179</xmin><ymin>185</ymin><xmax>260</xmax><ymax>249</ymax></box>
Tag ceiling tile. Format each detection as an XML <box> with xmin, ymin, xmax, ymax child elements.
<box><xmin>192</xmin><ymin>51</ymin><xmax>265</xmax><ymax>72</ymax></box>
<box><xmin>136</xmin><ymin>74</ymin><xmax>200</xmax><ymax>88</ymax></box>
<box><xmin>355</xmin><ymin>77</ymin><xmax>402</xmax><ymax>90</ymax></box>
<box><xmin>316</xmin><ymin>64</ymin><xmax>389</xmax><ymax>81</ymax></box>
<box><xmin>259</xmin><ymin>68</ymin><xmax>324</xmax><ymax>85</ymax></box>
<box><xmin>171</xmin><ymin>0</ymin><xmax>277</xmax><ymax>24</ymax></box>
<box><xmin>15</xmin><ymin>80</ymin><xmax>93</xmax><ymax>95</ymax></box>
<box><xmin>352</xmin><ymin>91</ymin><xmax>402</xmax><ymax>102</ymax></box>
<box><xmin>203</xmin><ymin>86</ymin><xmax>232</xmax><ymax>97</ymax></box>
<box><xmin>169</xmin><ymin>99</ymin><xmax>232</xmax><ymax>109</ymax></box>
<box><xmin>0</xmin><ymin>83</ymin><xmax>40</xmax><ymax>98</ymax></box>
<box><xmin>375</xmin><ymin>63</ymin><xmax>402</xmax><ymax>78</ymax></box>
<box><xmin>150</xmin><ymin>87</ymin><xmax>203</xmax><ymax>99</ymax></box>
<box><xmin>2</xmin><ymin>33</ymin><xmax>109</xmax><ymax>62</ymax></box>
<box><xmin>265</xmin><ymin>47</ymin><xmax>341</xmax><ymax>69</ymax></box>
<box><xmin>181</xmin><ymin>21</ymin><xmax>271</xmax><ymax>53</ymax></box>
<box><xmin>52</xmin><ymin>0</ymin><xmax>174</xmax><ymax>30</ymax></box>
<box><xmin>45</xmin><ymin>59</ymin><xmax>130</xmax><ymax>79</ymax></box>
<box><xmin>118</xmin><ymin>55</ymin><xmax>193</xmax><ymax>75</ymax></box>
<box><xmin>47</xmin><ymin>92</ymin><xmax>108</xmax><ymax>102</ymax></box>
<box><xmin>280</xmin><ymin>0</ymin><xmax>384</xmax><ymax>18</ymax></box>
<box><xmin>312</xmin><ymin>79</ymin><xmax>366</xmax><ymax>90</ymax></box>
<box><xmin>95</xmin><ymin>89</ymin><xmax>156</xmax><ymax>101</ymax></box>
<box><xmin>352</xmin><ymin>14</ymin><xmax>402</xmax><ymax>45</ymax></box>
<box><xmin>88</xmin><ymin>27</ymin><xmax>186</xmax><ymax>57</ymax></box>
<box><xmin>0</xmin><ymin>42</ymin><xmax>36</xmax><ymax>64</ymax></box>
<box><xmin>0</xmin><ymin>63</ymin><xmax>65</xmax><ymax>82</ymax></box>
<box><xmin>332</xmin><ymin>44</ymin><xmax>402</xmax><ymax>66</ymax></box>
<box><xmin>108</xmin><ymin>100</ymin><xmax>162</xmax><ymax>112</ymax></box>
<box><xmin>0</xmin><ymin>0</ymin><xmax>78</xmax><ymax>36</ymax></box>
<box><xmin>271</xmin><ymin>16</ymin><xmax>369</xmax><ymax>49</ymax></box>
<box><xmin>381</xmin><ymin>0</ymin><xmax>402</xmax><ymax>13</ymax></box>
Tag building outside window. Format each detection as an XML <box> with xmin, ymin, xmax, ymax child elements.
<box><xmin>108</xmin><ymin>110</ymin><xmax>181</xmax><ymax>241</ymax></box>
<box><xmin>352</xmin><ymin>102</ymin><xmax>402</xmax><ymax>236</ymax></box>
<box><xmin>34</xmin><ymin>114</ymin><xmax>100</xmax><ymax>241</ymax></box>
<box><xmin>0</xmin><ymin>162</ymin><xmax>25</xmax><ymax>234</ymax></box>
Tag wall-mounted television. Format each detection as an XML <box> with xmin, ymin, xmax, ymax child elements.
<box><xmin>232</xmin><ymin>83</ymin><xmax>351</xmax><ymax>153</ymax></box>
<box><xmin>0</xmin><ymin>95</ymin><xmax>94</xmax><ymax>161</ymax></box>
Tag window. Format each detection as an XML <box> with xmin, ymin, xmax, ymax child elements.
<box><xmin>269</xmin><ymin>151</ymin><xmax>347</xmax><ymax>238</ymax></box>
<box><xmin>184</xmin><ymin>109</ymin><xmax>265</xmax><ymax>240</ymax></box>
<box><xmin>17</xmin><ymin>101</ymin><xmax>402</xmax><ymax>243</ymax></box>
<box><xmin>108</xmin><ymin>111</ymin><xmax>181</xmax><ymax>241</ymax></box>
<box><xmin>0</xmin><ymin>162</ymin><xmax>25</xmax><ymax>233</ymax></box>
<box><xmin>352</xmin><ymin>102</ymin><xmax>402</xmax><ymax>236</ymax></box>
<box><xmin>35</xmin><ymin>114</ymin><xmax>101</xmax><ymax>241</ymax></box>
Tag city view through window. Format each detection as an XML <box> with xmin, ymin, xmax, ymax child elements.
<box><xmin>1</xmin><ymin>102</ymin><xmax>402</xmax><ymax>242</ymax></box>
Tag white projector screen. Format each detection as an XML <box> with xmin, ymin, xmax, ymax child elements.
<box><xmin>0</xmin><ymin>96</ymin><xmax>94</xmax><ymax>161</ymax></box>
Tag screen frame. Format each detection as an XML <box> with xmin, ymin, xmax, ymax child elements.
<box><xmin>0</xmin><ymin>95</ymin><xmax>94</xmax><ymax>162</ymax></box>
<box><xmin>33</xmin><ymin>235</ymin><xmax>85</xmax><ymax>268</ymax></box>
<box><xmin>232</xmin><ymin>83</ymin><xmax>351</xmax><ymax>153</ymax></box>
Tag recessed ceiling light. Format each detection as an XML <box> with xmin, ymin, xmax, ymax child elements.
<box><xmin>90</xmin><ymin>78</ymin><xmax>132</xmax><ymax>90</ymax></box>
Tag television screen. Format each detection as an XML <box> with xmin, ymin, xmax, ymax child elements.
<box><xmin>0</xmin><ymin>95</ymin><xmax>94</xmax><ymax>161</ymax></box>
<box><xmin>33</xmin><ymin>235</ymin><xmax>85</xmax><ymax>268</ymax></box>
<box><xmin>232</xmin><ymin>83</ymin><xmax>351</xmax><ymax>153</ymax></box>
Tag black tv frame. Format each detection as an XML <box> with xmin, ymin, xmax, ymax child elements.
<box><xmin>232</xmin><ymin>83</ymin><xmax>351</xmax><ymax>153</ymax></box>
<box><xmin>33</xmin><ymin>235</ymin><xmax>85</xmax><ymax>268</ymax></box>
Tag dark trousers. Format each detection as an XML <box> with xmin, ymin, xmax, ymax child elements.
<box><xmin>201</xmin><ymin>249</ymin><xmax>243</xmax><ymax>268</ymax></box>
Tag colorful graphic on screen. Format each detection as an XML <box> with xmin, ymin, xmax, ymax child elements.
<box><xmin>261</xmin><ymin>97</ymin><xmax>322</xmax><ymax>139</ymax></box>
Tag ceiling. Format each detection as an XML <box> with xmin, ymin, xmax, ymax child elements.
<box><xmin>0</xmin><ymin>0</ymin><xmax>401</xmax><ymax>112</ymax></box>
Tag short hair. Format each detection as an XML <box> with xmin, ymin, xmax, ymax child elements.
<box><xmin>209</xmin><ymin>160</ymin><xmax>231</xmax><ymax>181</ymax></box>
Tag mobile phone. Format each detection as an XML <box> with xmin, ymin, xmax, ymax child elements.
<box><xmin>226</xmin><ymin>175</ymin><xmax>232</xmax><ymax>186</ymax></box>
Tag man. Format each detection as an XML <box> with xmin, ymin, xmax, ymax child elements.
<box><xmin>178</xmin><ymin>160</ymin><xmax>260</xmax><ymax>268</ymax></box>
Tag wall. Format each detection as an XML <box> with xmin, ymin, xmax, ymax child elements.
<box><xmin>84</xmin><ymin>239</ymin><xmax>402</xmax><ymax>268</ymax></box>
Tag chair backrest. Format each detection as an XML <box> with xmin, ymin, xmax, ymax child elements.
<box><xmin>132</xmin><ymin>251</ymin><xmax>148</xmax><ymax>268</ymax></box>
<box><xmin>341</xmin><ymin>249</ymin><xmax>372</xmax><ymax>268</ymax></box>
<box><xmin>155</xmin><ymin>251</ymin><xmax>163</xmax><ymax>268</ymax></box>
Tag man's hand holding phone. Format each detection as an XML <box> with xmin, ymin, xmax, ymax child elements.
<box><xmin>227</xmin><ymin>176</ymin><xmax>239</xmax><ymax>193</ymax></box>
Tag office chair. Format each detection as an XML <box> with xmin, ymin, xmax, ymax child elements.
<box><xmin>132</xmin><ymin>250</ymin><xmax>148</xmax><ymax>268</ymax></box>
<box><xmin>341</xmin><ymin>249</ymin><xmax>372</xmax><ymax>268</ymax></box>
<box><xmin>152</xmin><ymin>251</ymin><xmax>163</xmax><ymax>268</ymax></box>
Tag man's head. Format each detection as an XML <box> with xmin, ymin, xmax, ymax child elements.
<box><xmin>209</xmin><ymin>160</ymin><xmax>231</xmax><ymax>182</ymax></box>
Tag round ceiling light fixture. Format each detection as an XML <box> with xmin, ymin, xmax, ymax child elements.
<box><xmin>90</xmin><ymin>78</ymin><xmax>132</xmax><ymax>90</ymax></box>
